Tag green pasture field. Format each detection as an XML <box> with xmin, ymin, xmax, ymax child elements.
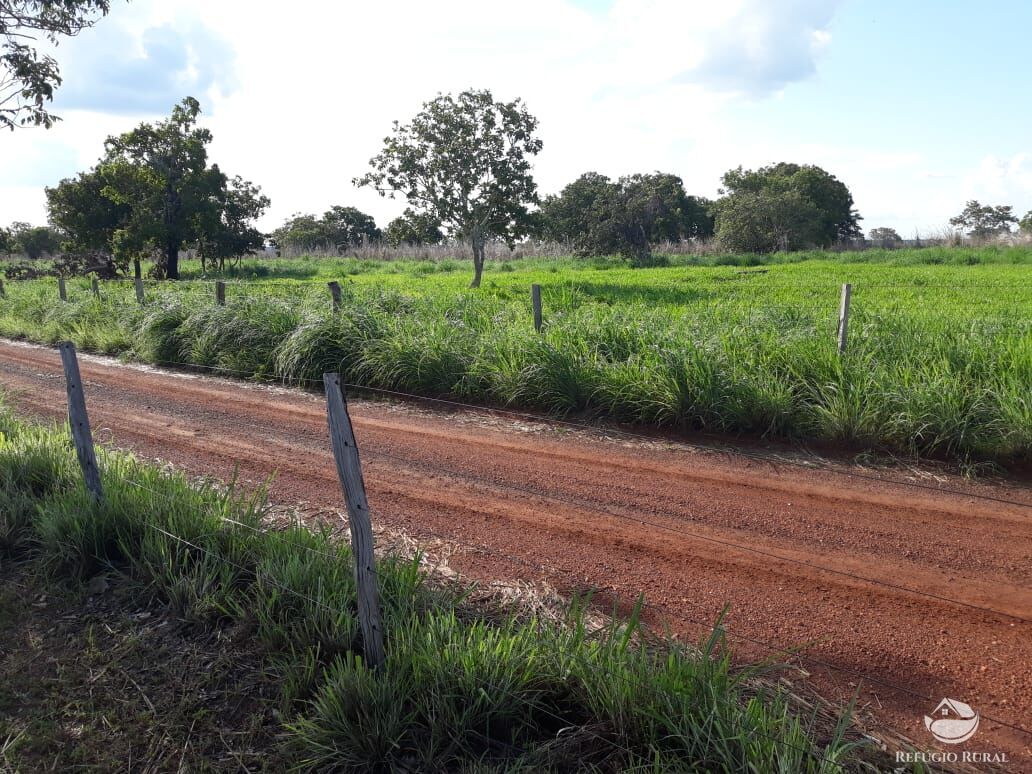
<box><xmin>0</xmin><ymin>245</ymin><xmax>1029</xmax><ymax>464</ymax></box>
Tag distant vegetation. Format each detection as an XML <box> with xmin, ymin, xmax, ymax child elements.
<box><xmin>0</xmin><ymin>401</ymin><xmax>868</xmax><ymax>771</ymax></box>
<box><xmin>0</xmin><ymin>247</ymin><xmax>1028</xmax><ymax>465</ymax></box>
<box><xmin>9</xmin><ymin>87</ymin><xmax>1032</xmax><ymax>289</ymax></box>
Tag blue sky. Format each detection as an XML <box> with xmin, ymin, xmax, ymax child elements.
<box><xmin>2</xmin><ymin>0</ymin><xmax>1030</xmax><ymax>237</ymax></box>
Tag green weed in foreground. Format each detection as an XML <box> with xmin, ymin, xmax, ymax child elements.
<box><xmin>0</xmin><ymin>403</ymin><xmax>874</xmax><ymax>772</ymax></box>
<box><xmin>0</xmin><ymin>247</ymin><xmax>1029</xmax><ymax>463</ymax></box>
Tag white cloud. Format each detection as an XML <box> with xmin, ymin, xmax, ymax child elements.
<box><xmin>964</xmin><ymin>154</ymin><xmax>1032</xmax><ymax>206</ymax></box>
<box><xmin>670</xmin><ymin>0</ymin><xmax>840</xmax><ymax>95</ymax></box>
<box><xmin>7</xmin><ymin>0</ymin><xmax>1021</xmax><ymax>241</ymax></box>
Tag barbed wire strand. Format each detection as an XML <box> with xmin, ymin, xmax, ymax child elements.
<box><xmin>355</xmin><ymin>443</ymin><xmax>1030</xmax><ymax>623</ymax></box>
<box><xmin>25</xmin><ymin>351</ymin><xmax>1032</xmax><ymax>507</ymax></box>
<box><xmin>112</xmin><ymin>474</ymin><xmax>863</xmax><ymax>769</ymax></box>
<box><xmin>106</xmin><ymin>466</ymin><xmax>1031</xmax><ymax>742</ymax></box>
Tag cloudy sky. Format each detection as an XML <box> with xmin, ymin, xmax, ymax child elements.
<box><xmin>3</xmin><ymin>0</ymin><xmax>1031</xmax><ymax>237</ymax></box>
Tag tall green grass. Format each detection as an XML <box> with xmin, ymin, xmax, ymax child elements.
<box><xmin>0</xmin><ymin>402</ymin><xmax>873</xmax><ymax>771</ymax></box>
<box><xmin>0</xmin><ymin>251</ymin><xmax>1029</xmax><ymax>463</ymax></box>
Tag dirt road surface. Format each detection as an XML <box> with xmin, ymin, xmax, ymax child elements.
<box><xmin>1</xmin><ymin>338</ymin><xmax>1029</xmax><ymax>765</ymax></box>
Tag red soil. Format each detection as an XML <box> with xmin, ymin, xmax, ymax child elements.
<box><xmin>1</xmin><ymin>339</ymin><xmax>1028</xmax><ymax>766</ymax></box>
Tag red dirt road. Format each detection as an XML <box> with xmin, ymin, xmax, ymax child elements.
<box><xmin>1</xmin><ymin>339</ymin><xmax>1029</xmax><ymax>765</ymax></box>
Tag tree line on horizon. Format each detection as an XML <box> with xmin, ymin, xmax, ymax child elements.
<box><xmin>3</xmin><ymin>92</ymin><xmax>1032</xmax><ymax>284</ymax></box>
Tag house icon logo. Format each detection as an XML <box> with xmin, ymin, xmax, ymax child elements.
<box><xmin>924</xmin><ymin>698</ymin><xmax>980</xmax><ymax>744</ymax></box>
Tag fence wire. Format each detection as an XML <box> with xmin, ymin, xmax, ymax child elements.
<box><xmin>105</xmin><ymin>464</ymin><xmax>1031</xmax><ymax>747</ymax></box>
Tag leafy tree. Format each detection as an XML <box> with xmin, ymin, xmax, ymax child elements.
<box><xmin>537</xmin><ymin>172</ymin><xmax>619</xmax><ymax>246</ymax></box>
<box><xmin>718</xmin><ymin>163</ymin><xmax>862</xmax><ymax>246</ymax></box>
<box><xmin>47</xmin><ymin>167</ymin><xmax>131</xmax><ymax>250</ymax></box>
<box><xmin>8</xmin><ymin>220</ymin><xmax>62</xmax><ymax>257</ymax></box>
<box><xmin>0</xmin><ymin>224</ymin><xmax>12</xmax><ymax>253</ymax></box>
<box><xmin>538</xmin><ymin>172</ymin><xmax>713</xmax><ymax>263</ymax></box>
<box><xmin>1020</xmin><ymin>211</ymin><xmax>1032</xmax><ymax>234</ymax></box>
<box><xmin>868</xmin><ymin>226</ymin><xmax>902</xmax><ymax>243</ymax></box>
<box><xmin>949</xmin><ymin>200</ymin><xmax>1018</xmax><ymax>238</ymax></box>
<box><xmin>46</xmin><ymin>97</ymin><xmax>268</xmax><ymax>278</ymax></box>
<box><xmin>713</xmin><ymin>189</ymin><xmax>822</xmax><ymax>253</ymax></box>
<box><xmin>100</xmin><ymin>97</ymin><xmax>217</xmax><ymax>278</ymax></box>
<box><xmin>322</xmin><ymin>205</ymin><xmax>381</xmax><ymax>250</ymax></box>
<box><xmin>355</xmin><ymin>89</ymin><xmax>542</xmax><ymax>288</ymax></box>
<box><xmin>191</xmin><ymin>175</ymin><xmax>269</xmax><ymax>272</ymax></box>
<box><xmin>270</xmin><ymin>213</ymin><xmax>328</xmax><ymax>253</ymax></box>
<box><xmin>620</xmin><ymin>173</ymin><xmax>714</xmax><ymax>244</ymax></box>
<box><xmin>1</xmin><ymin>0</ymin><xmax>112</xmax><ymax>130</ymax></box>
<box><xmin>271</xmin><ymin>206</ymin><xmax>380</xmax><ymax>253</ymax></box>
<box><xmin>384</xmin><ymin>208</ymin><xmax>443</xmax><ymax>247</ymax></box>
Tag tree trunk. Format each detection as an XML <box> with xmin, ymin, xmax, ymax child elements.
<box><xmin>165</xmin><ymin>238</ymin><xmax>179</xmax><ymax>280</ymax></box>
<box><xmin>133</xmin><ymin>259</ymin><xmax>141</xmax><ymax>279</ymax></box>
<box><xmin>469</xmin><ymin>229</ymin><xmax>485</xmax><ymax>288</ymax></box>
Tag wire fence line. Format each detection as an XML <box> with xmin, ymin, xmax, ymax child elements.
<box><xmin>391</xmin><ymin>521</ymin><xmax>1032</xmax><ymax>741</ymax></box>
<box><xmin>5</xmin><ymin>327</ymin><xmax>1032</xmax><ymax>738</ymax></box>
<box><xmin>30</xmin><ymin>340</ymin><xmax>1032</xmax><ymax>722</ymax></box>
<box><xmin>30</xmin><ymin>330</ymin><xmax>1032</xmax><ymax>755</ymax></box>
<box><xmin>355</xmin><ymin>444</ymin><xmax>1029</xmax><ymax>623</ymax></box>
<box><xmin>109</xmin><ymin>470</ymin><xmax>870</xmax><ymax>769</ymax></box>
<box><xmin>109</xmin><ymin>464</ymin><xmax>1032</xmax><ymax>744</ymax></box>
<box><xmin>16</xmin><ymin>350</ymin><xmax>1032</xmax><ymax>507</ymax></box>
<box><xmin>4</xmin><ymin>273</ymin><xmax>1032</xmax><ymax>288</ymax></box>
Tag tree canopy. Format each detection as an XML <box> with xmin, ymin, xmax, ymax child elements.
<box><xmin>713</xmin><ymin>189</ymin><xmax>822</xmax><ymax>254</ymax></box>
<box><xmin>715</xmin><ymin>163</ymin><xmax>861</xmax><ymax>252</ymax></box>
<box><xmin>384</xmin><ymin>208</ymin><xmax>443</xmax><ymax>247</ymax></box>
<box><xmin>949</xmin><ymin>200</ymin><xmax>1018</xmax><ymax>238</ymax></box>
<box><xmin>355</xmin><ymin>88</ymin><xmax>542</xmax><ymax>287</ymax></box>
<box><xmin>537</xmin><ymin>172</ymin><xmax>713</xmax><ymax>264</ymax></box>
<box><xmin>5</xmin><ymin>220</ymin><xmax>62</xmax><ymax>257</ymax></box>
<box><xmin>46</xmin><ymin>97</ymin><xmax>268</xmax><ymax>278</ymax></box>
<box><xmin>271</xmin><ymin>206</ymin><xmax>380</xmax><ymax>254</ymax></box>
<box><xmin>868</xmin><ymin>226</ymin><xmax>902</xmax><ymax>244</ymax></box>
<box><xmin>1020</xmin><ymin>211</ymin><xmax>1032</xmax><ymax>234</ymax></box>
<box><xmin>1</xmin><ymin>0</ymin><xmax>112</xmax><ymax>130</ymax></box>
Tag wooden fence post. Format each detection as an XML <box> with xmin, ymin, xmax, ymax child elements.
<box><xmin>837</xmin><ymin>283</ymin><xmax>852</xmax><ymax>354</ymax></box>
<box><xmin>58</xmin><ymin>342</ymin><xmax>102</xmax><ymax>501</ymax></box>
<box><xmin>323</xmin><ymin>372</ymin><xmax>385</xmax><ymax>669</ymax></box>
<box><xmin>215</xmin><ymin>281</ymin><xmax>226</xmax><ymax>306</ymax></box>
<box><xmin>531</xmin><ymin>284</ymin><xmax>543</xmax><ymax>333</ymax></box>
<box><xmin>328</xmin><ymin>281</ymin><xmax>342</xmax><ymax>312</ymax></box>
<box><xmin>91</xmin><ymin>278</ymin><xmax>100</xmax><ymax>299</ymax></box>
<box><xmin>0</xmin><ymin>278</ymin><xmax>5</xmax><ymax>298</ymax></box>
<box><xmin>58</xmin><ymin>277</ymin><xmax>67</xmax><ymax>301</ymax></box>
<box><xmin>134</xmin><ymin>277</ymin><xmax>145</xmax><ymax>304</ymax></box>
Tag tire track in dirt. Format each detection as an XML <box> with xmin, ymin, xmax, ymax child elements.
<box><xmin>1</xmin><ymin>339</ymin><xmax>1029</xmax><ymax>763</ymax></box>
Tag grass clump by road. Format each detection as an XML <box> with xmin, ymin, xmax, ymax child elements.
<box><xmin>0</xmin><ymin>401</ymin><xmax>876</xmax><ymax>772</ymax></box>
<box><xmin>0</xmin><ymin>246</ymin><xmax>1029</xmax><ymax>465</ymax></box>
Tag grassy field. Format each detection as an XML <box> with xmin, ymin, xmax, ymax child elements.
<box><xmin>0</xmin><ymin>401</ymin><xmax>871</xmax><ymax>772</ymax></box>
<box><xmin>0</xmin><ymin>245</ymin><xmax>1029</xmax><ymax>464</ymax></box>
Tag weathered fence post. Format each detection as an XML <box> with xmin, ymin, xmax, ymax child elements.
<box><xmin>323</xmin><ymin>372</ymin><xmax>385</xmax><ymax>669</ymax></box>
<box><xmin>328</xmin><ymin>281</ymin><xmax>342</xmax><ymax>312</ymax></box>
<box><xmin>134</xmin><ymin>277</ymin><xmax>145</xmax><ymax>304</ymax></box>
<box><xmin>58</xmin><ymin>342</ymin><xmax>102</xmax><ymax>501</ymax></box>
<box><xmin>58</xmin><ymin>277</ymin><xmax>67</xmax><ymax>301</ymax></box>
<box><xmin>531</xmin><ymin>284</ymin><xmax>543</xmax><ymax>333</ymax></box>
<box><xmin>0</xmin><ymin>278</ymin><xmax>5</xmax><ymax>298</ymax></box>
<box><xmin>215</xmin><ymin>281</ymin><xmax>226</xmax><ymax>306</ymax></box>
<box><xmin>837</xmin><ymin>283</ymin><xmax>852</xmax><ymax>354</ymax></box>
<box><xmin>91</xmin><ymin>278</ymin><xmax>100</xmax><ymax>299</ymax></box>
